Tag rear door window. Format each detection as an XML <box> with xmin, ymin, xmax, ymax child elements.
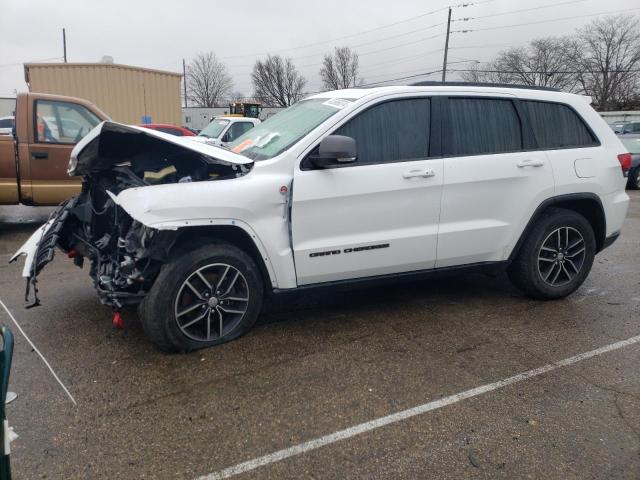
<box><xmin>444</xmin><ymin>97</ymin><xmax>522</xmax><ymax>156</ymax></box>
<box><xmin>334</xmin><ymin>98</ymin><xmax>431</xmax><ymax>165</ymax></box>
<box><xmin>521</xmin><ymin>100</ymin><xmax>598</xmax><ymax>149</ymax></box>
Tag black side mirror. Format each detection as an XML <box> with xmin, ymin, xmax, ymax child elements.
<box><xmin>309</xmin><ymin>135</ymin><xmax>357</xmax><ymax>169</ymax></box>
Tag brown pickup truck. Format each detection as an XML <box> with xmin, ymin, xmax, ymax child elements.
<box><xmin>0</xmin><ymin>92</ymin><xmax>109</xmax><ymax>206</ymax></box>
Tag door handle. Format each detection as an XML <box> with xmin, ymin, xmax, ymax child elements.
<box><xmin>517</xmin><ymin>159</ymin><xmax>544</xmax><ymax>168</ymax></box>
<box><xmin>31</xmin><ymin>151</ymin><xmax>48</xmax><ymax>160</ymax></box>
<box><xmin>403</xmin><ymin>169</ymin><xmax>436</xmax><ymax>179</ymax></box>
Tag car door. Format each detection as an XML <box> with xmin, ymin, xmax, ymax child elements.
<box><xmin>29</xmin><ymin>99</ymin><xmax>101</xmax><ymax>204</ymax></box>
<box><xmin>291</xmin><ymin>97</ymin><xmax>444</xmax><ymax>285</ymax></box>
<box><xmin>436</xmin><ymin>96</ymin><xmax>554</xmax><ymax>268</ymax></box>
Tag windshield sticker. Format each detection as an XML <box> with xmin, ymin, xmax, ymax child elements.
<box><xmin>232</xmin><ymin>139</ymin><xmax>253</xmax><ymax>153</ymax></box>
<box><xmin>254</xmin><ymin>132</ymin><xmax>280</xmax><ymax>148</ymax></box>
<box><xmin>322</xmin><ymin>98</ymin><xmax>352</xmax><ymax>109</ymax></box>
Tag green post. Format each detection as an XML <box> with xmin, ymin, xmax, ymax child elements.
<box><xmin>0</xmin><ymin>327</ymin><xmax>14</xmax><ymax>480</ymax></box>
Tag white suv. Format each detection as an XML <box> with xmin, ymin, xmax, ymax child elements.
<box><xmin>12</xmin><ymin>84</ymin><xmax>631</xmax><ymax>352</ymax></box>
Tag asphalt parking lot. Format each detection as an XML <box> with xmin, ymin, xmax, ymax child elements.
<box><xmin>0</xmin><ymin>193</ymin><xmax>638</xmax><ymax>479</ymax></box>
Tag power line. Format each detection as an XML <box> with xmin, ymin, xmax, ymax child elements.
<box><xmin>452</xmin><ymin>6</ymin><xmax>640</xmax><ymax>34</ymax></box>
<box><xmin>227</xmin><ymin>25</ymin><xmax>446</xmax><ymax>68</ymax></box>
<box><xmin>448</xmin><ymin>68</ymin><xmax>640</xmax><ymax>74</ymax></box>
<box><xmin>363</xmin><ymin>60</ymin><xmax>478</xmax><ymax>80</ymax></box>
<box><xmin>228</xmin><ymin>34</ymin><xmax>447</xmax><ymax>72</ymax></box>
<box><xmin>162</xmin><ymin>1</ymin><xmax>495</xmax><ymax>74</ymax></box>
<box><xmin>278</xmin><ymin>49</ymin><xmax>451</xmax><ymax>78</ymax></box>
<box><xmin>348</xmin><ymin>35</ymin><xmax>444</xmax><ymax>59</ymax></box>
<box><xmin>321</xmin><ymin>65</ymin><xmax>640</xmax><ymax>90</ymax></box>
<box><xmin>361</xmin><ymin>69</ymin><xmax>443</xmax><ymax>86</ymax></box>
<box><xmin>219</xmin><ymin>1</ymin><xmax>496</xmax><ymax>61</ymax></box>
<box><xmin>361</xmin><ymin>52</ymin><xmax>432</xmax><ymax>70</ymax></box>
<box><xmin>220</xmin><ymin>6</ymin><xmax>451</xmax><ymax>60</ymax></box>
<box><xmin>451</xmin><ymin>0</ymin><xmax>587</xmax><ymax>23</ymax></box>
<box><xmin>363</xmin><ymin>65</ymin><xmax>443</xmax><ymax>81</ymax></box>
<box><xmin>449</xmin><ymin>41</ymin><xmax>531</xmax><ymax>50</ymax></box>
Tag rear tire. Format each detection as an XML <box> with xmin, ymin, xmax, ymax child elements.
<box><xmin>141</xmin><ymin>241</ymin><xmax>264</xmax><ymax>352</ymax></box>
<box><xmin>508</xmin><ymin>208</ymin><xmax>596</xmax><ymax>300</ymax></box>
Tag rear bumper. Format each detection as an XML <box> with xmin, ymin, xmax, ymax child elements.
<box><xmin>601</xmin><ymin>190</ymin><xmax>630</xmax><ymax>239</ymax></box>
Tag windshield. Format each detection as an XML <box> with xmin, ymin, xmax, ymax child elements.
<box><xmin>227</xmin><ymin>98</ymin><xmax>349</xmax><ymax>160</ymax></box>
<box><xmin>622</xmin><ymin>137</ymin><xmax>640</xmax><ymax>154</ymax></box>
<box><xmin>199</xmin><ymin>118</ymin><xmax>230</xmax><ymax>139</ymax></box>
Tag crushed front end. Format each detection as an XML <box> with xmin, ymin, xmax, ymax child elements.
<box><xmin>56</xmin><ymin>178</ymin><xmax>176</xmax><ymax>308</ymax></box>
<box><xmin>10</xmin><ymin>121</ymin><xmax>253</xmax><ymax>309</ymax></box>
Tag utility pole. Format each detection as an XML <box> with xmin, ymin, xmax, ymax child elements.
<box><xmin>62</xmin><ymin>28</ymin><xmax>67</xmax><ymax>63</ymax></box>
<box><xmin>182</xmin><ymin>58</ymin><xmax>187</xmax><ymax>108</ymax></box>
<box><xmin>441</xmin><ymin>8</ymin><xmax>452</xmax><ymax>83</ymax></box>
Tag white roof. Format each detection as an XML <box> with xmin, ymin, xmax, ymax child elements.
<box><xmin>306</xmin><ymin>85</ymin><xmax>582</xmax><ymax>103</ymax></box>
<box><xmin>213</xmin><ymin>116</ymin><xmax>259</xmax><ymax>123</ymax></box>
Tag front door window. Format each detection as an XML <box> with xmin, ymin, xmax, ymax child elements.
<box><xmin>35</xmin><ymin>100</ymin><xmax>101</xmax><ymax>144</ymax></box>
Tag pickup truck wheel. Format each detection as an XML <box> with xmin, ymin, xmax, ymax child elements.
<box><xmin>627</xmin><ymin>167</ymin><xmax>640</xmax><ymax>190</ymax></box>
<box><xmin>141</xmin><ymin>242</ymin><xmax>263</xmax><ymax>352</ymax></box>
<box><xmin>508</xmin><ymin>208</ymin><xmax>596</xmax><ymax>300</ymax></box>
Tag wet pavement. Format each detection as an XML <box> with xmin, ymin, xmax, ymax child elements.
<box><xmin>0</xmin><ymin>194</ymin><xmax>638</xmax><ymax>479</ymax></box>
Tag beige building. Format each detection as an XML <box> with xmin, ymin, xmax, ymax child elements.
<box><xmin>24</xmin><ymin>62</ymin><xmax>182</xmax><ymax>125</ymax></box>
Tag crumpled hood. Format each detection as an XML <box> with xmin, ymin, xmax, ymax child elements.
<box><xmin>68</xmin><ymin>121</ymin><xmax>252</xmax><ymax>176</ymax></box>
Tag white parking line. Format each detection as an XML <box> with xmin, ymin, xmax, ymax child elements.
<box><xmin>196</xmin><ymin>334</ymin><xmax>640</xmax><ymax>480</ymax></box>
<box><xmin>0</xmin><ymin>298</ymin><xmax>77</xmax><ymax>405</ymax></box>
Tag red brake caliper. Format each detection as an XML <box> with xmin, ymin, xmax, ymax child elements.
<box><xmin>112</xmin><ymin>311</ymin><xmax>124</xmax><ymax>329</ymax></box>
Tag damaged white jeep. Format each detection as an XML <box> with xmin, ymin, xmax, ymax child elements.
<box><xmin>11</xmin><ymin>84</ymin><xmax>630</xmax><ymax>352</ymax></box>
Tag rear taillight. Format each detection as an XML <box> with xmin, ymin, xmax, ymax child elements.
<box><xmin>617</xmin><ymin>153</ymin><xmax>632</xmax><ymax>176</ymax></box>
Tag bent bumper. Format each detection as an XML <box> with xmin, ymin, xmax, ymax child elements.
<box><xmin>9</xmin><ymin>199</ymin><xmax>76</xmax><ymax>278</ymax></box>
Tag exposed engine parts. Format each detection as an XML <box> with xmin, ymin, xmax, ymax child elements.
<box><xmin>20</xmin><ymin>121</ymin><xmax>253</xmax><ymax>309</ymax></box>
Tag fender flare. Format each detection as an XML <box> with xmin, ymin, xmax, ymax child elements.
<box><xmin>508</xmin><ymin>192</ymin><xmax>606</xmax><ymax>263</ymax></box>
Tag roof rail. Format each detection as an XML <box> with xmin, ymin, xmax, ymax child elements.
<box><xmin>409</xmin><ymin>81</ymin><xmax>560</xmax><ymax>92</ymax></box>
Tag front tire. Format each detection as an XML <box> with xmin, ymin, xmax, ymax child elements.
<box><xmin>141</xmin><ymin>242</ymin><xmax>264</xmax><ymax>352</ymax></box>
<box><xmin>508</xmin><ymin>208</ymin><xmax>596</xmax><ymax>300</ymax></box>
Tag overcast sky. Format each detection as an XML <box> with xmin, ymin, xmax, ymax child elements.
<box><xmin>1</xmin><ymin>0</ymin><xmax>639</xmax><ymax>97</ymax></box>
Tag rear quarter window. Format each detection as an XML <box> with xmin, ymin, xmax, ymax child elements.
<box><xmin>521</xmin><ymin>100</ymin><xmax>598</xmax><ymax>149</ymax></box>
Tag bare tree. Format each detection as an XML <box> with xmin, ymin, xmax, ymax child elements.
<box><xmin>251</xmin><ymin>55</ymin><xmax>307</xmax><ymax>107</ymax></box>
<box><xmin>320</xmin><ymin>47</ymin><xmax>360</xmax><ymax>90</ymax></box>
<box><xmin>461</xmin><ymin>37</ymin><xmax>577</xmax><ymax>90</ymax></box>
<box><xmin>186</xmin><ymin>52</ymin><xmax>233</xmax><ymax>107</ymax></box>
<box><xmin>571</xmin><ymin>15</ymin><xmax>640</xmax><ymax>110</ymax></box>
<box><xmin>460</xmin><ymin>62</ymin><xmax>509</xmax><ymax>84</ymax></box>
